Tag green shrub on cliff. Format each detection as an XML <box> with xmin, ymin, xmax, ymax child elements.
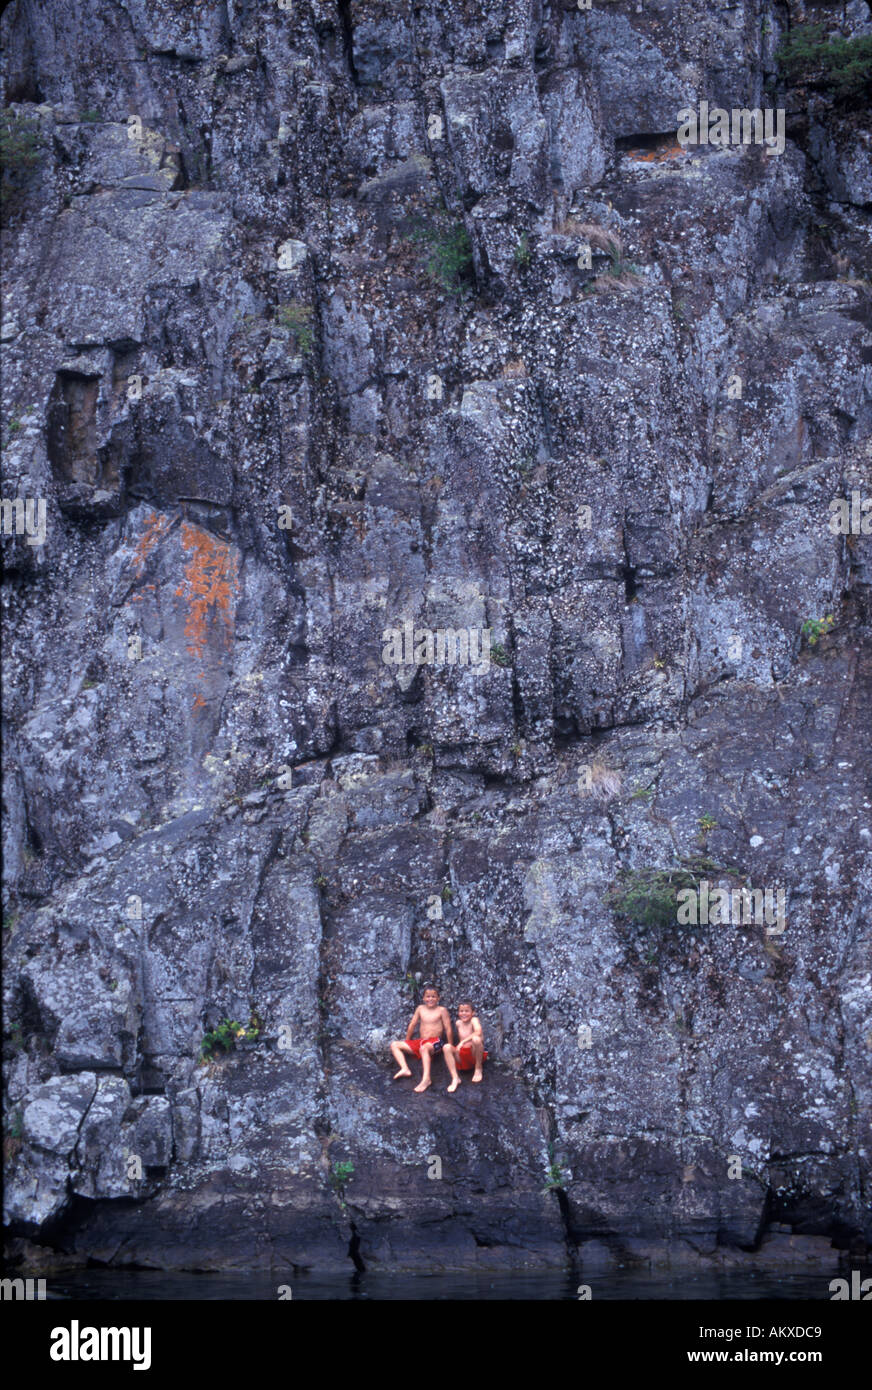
<box><xmin>776</xmin><ymin>25</ymin><xmax>872</xmax><ymax>101</ymax></box>
<box><xmin>606</xmin><ymin>857</ymin><xmax>743</xmax><ymax>928</ymax></box>
<box><xmin>513</xmin><ymin>232</ymin><xmax>531</xmax><ymax>268</ymax></box>
<box><xmin>1</xmin><ymin>110</ymin><xmax>46</xmax><ymax>218</ymax></box>
<box><xmin>544</xmin><ymin>1143</ymin><xmax>568</xmax><ymax>1192</ymax></box>
<box><xmin>329</xmin><ymin>1159</ymin><xmax>354</xmax><ymax>1209</ymax></box>
<box><xmin>199</xmin><ymin>1014</ymin><xmax>261</xmax><ymax>1061</ymax></box>
<box><xmin>0</xmin><ymin>110</ymin><xmax>43</xmax><ymax>174</ymax></box>
<box><xmin>276</xmin><ymin>301</ymin><xmax>314</xmax><ymax>356</ymax></box>
<box><xmin>3</xmin><ymin>1108</ymin><xmax>24</xmax><ymax>1163</ymax></box>
<box><xmin>801</xmin><ymin>614</ymin><xmax>835</xmax><ymax>648</ymax></box>
<box><xmin>405</xmin><ymin>216</ymin><xmax>473</xmax><ymax>297</ymax></box>
<box><xmin>606</xmin><ymin>867</ymin><xmax>681</xmax><ymax>927</ymax></box>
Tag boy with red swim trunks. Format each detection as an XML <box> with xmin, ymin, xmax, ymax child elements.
<box><xmin>390</xmin><ymin>986</ymin><xmax>461</xmax><ymax>1093</ymax></box>
<box><xmin>446</xmin><ymin>1001</ymin><xmax>487</xmax><ymax>1083</ymax></box>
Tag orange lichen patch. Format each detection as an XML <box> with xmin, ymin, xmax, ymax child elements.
<box><xmin>130</xmin><ymin>583</ymin><xmax>157</xmax><ymax>604</ymax></box>
<box><xmin>173</xmin><ymin>521</ymin><xmax>239</xmax><ymax>664</ymax></box>
<box><xmin>132</xmin><ymin>511</ymin><xmax>173</xmax><ymax>577</ymax></box>
<box><xmin>626</xmin><ymin>142</ymin><xmax>688</xmax><ymax>163</ymax></box>
<box><xmin>192</xmin><ymin>693</ymin><xmax>208</xmax><ymax>712</ymax></box>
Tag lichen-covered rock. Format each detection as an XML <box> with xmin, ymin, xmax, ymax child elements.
<box><xmin>5</xmin><ymin>1074</ymin><xmax>97</xmax><ymax>1225</ymax></box>
<box><xmin>2</xmin><ymin>0</ymin><xmax>870</xmax><ymax>1274</ymax></box>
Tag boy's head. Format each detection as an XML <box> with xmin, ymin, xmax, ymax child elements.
<box><xmin>422</xmin><ymin>987</ymin><xmax>440</xmax><ymax>1007</ymax></box>
<box><xmin>457</xmin><ymin>1001</ymin><xmax>473</xmax><ymax>1020</ymax></box>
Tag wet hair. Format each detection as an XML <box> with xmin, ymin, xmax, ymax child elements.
<box><xmin>421</xmin><ymin>985</ymin><xmax>439</xmax><ymax>997</ymax></box>
<box><xmin>458</xmin><ymin>1000</ymin><xmax>473</xmax><ymax>1009</ymax></box>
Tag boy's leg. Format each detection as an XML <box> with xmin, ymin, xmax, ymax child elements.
<box><xmin>470</xmin><ymin>1037</ymin><xmax>484</xmax><ymax>1082</ymax></box>
<box><xmin>414</xmin><ymin>1042</ymin><xmax>434</xmax><ymax>1092</ymax></box>
<box><xmin>390</xmin><ymin>1040</ymin><xmax>414</xmax><ymax>1078</ymax></box>
<box><xmin>444</xmin><ymin>1044</ymin><xmax>461</xmax><ymax>1092</ymax></box>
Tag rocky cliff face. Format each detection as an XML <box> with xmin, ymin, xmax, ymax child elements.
<box><xmin>2</xmin><ymin>0</ymin><xmax>870</xmax><ymax>1277</ymax></box>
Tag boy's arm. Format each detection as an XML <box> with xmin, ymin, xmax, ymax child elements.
<box><xmin>405</xmin><ymin>1007</ymin><xmax>420</xmax><ymax>1041</ymax></box>
<box><xmin>441</xmin><ymin>1007</ymin><xmax>454</xmax><ymax>1045</ymax></box>
<box><xmin>472</xmin><ymin>1015</ymin><xmax>484</xmax><ymax>1041</ymax></box>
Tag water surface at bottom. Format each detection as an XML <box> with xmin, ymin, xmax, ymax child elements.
<box><xmin>46</xmin><ymin>1267</ymin><xmax>856</xmax><ymax>1300</ymax></box>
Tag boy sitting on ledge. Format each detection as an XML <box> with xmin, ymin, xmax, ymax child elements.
<box><xmin>446</xmin><ymin>1000</ymin><xmax>487</xmax><ymax>1084</ymax></box>
<box><xmin>390</xmin><ymin>986</ymin><xmax>461</xmax><ymax>1093</ymax></box>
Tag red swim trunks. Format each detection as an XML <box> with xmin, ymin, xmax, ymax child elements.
<box><xmin>408</xmin><ymin>1037</ymin><xmax>441</xmax><ymax>1057</ymax></box>
<box><xmin>456</xmin><ymin>1041</ymin><xmax>488</xmax><ymax>1071</ymax></box>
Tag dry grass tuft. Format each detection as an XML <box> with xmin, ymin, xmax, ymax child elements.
<box><xmin>558</xmin><ymin>221</ymin><xmax>645</xmax><ymax>294</ymax></box>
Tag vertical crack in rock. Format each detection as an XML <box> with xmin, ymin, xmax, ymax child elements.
<box><xmin>336</xmin><ymin>0</ymin><xmax>359</xmax><ymax>88</ymax></box>
<box><xmin>347</xmin><ymin>1221</ymin><xmax>366</xmax><ymax>1273</ymax></box>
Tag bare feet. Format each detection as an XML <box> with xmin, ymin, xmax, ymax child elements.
<box><xmin>413</xmin><ymin>1079</ymin><xmax>431</xmax><ymax>1093</ymax></box>
<box><xmin>472</xmin><ymin>1070</ymin><xmax>483</xmax><ymax>1083</ymax></box>
<box><xmin>393</xmin><ymin>1067</ymin><xmax>412</xmax><ymax>1079</ymax></box>
<box><xmin>447</xmin><ymin>1077</ymin><xmax>461</xmax><ymax>1092</ymax></box>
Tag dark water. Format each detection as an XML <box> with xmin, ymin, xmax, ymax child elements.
<box><xmin>45</xmin><ymin>1267</ymin><xmax>856</xmax><ymax>1300</ymax></box>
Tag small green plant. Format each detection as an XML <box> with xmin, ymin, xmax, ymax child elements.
<box><xmin>544</xmin><ymin>1162</ymin><xmax>564</xmax><ymax>1190</ymax></box>
<box><xmin>315</xmin><ymin>873</ymin><xmax>328</xmax><ymax>888</ymax></box>
<box><xmin>801</xmin><ymin>614</ymin><xmax>835</xmax><ymax>647</ymax></box>
<box><xmin>276</xmin><ymin>301</ymin><xmax>315</xmax><ymax>356</ymax></box>
<box><xmin>513</xmin><ymin>232</ymin><xmax>531</xmax><ymax>268</ymax></box>
<box><xmin>330</xmin><ymin>1159</ymin><xmax>355</xmax><ymax>1207</ymax></box>
<box><xmin>606</xmin><ymin>239</ymin><xmax>626</xmax><ymax>275</ymax></box>
<box><xmin>630</xmin><ymin>784</ymin><xmax>655</xmax><ymax>801</ymax></box>
<box><xmin>80</xmin><ymin>109</ymin><xmax>101</xmax><ymax>123</ymax></box>
<box><xmin>511</xmin><ymin>741</ymin><xmax>523</xmax><ymax>757</ymax></box>
<box><xmin>7</xmin><ymin>419</ymin><xmax>21</xmax><ymax>435</ymax></box>
<box><xmin>0</xmin><ymin>111</ymin><xmax>44</xmax><ymax>175</ymax></box>
<box><xmin>4</xmin><ymin>1104</ymin><xmax>24</xmax><ymax>1155</ymax></box>
<box><xmin>776</xmin><ymin>25</ymin><xmax>872</xmax><ymax>101</ymax></box>
<box><xmin>3</xmin><ymin>1107</ymin><xmax>24</xmax><ymax>1162</ymax></box>
<box><xmin>544</xmin><ymin>1143</ymin><xmax>567</xmax><ymax>1192</ymax></box>
<box><xmin>3</xmin><ymin>910</ymin><xmax>20</xmax><ymax>932</ymax></box>
<box><xmin>199</xmin><ymin>1015</ymin><xmax>261</xmax><ymax>1061</ymax></box>
<box><xmin>490</xmin><ymin>642</ymin><xmax>511</xmax><ymax>668</ymax></box>
<box><xmin>698</xmin><ymin>813</ymin><xmax>718</xmax><ymax>834</ymax></box>
<box><xmin>440</xmin><ymin>884</ymin><xmax>453</xmax><ymax>901</ymax></box>
<box><xmin>672</xmin><ymin>296</ymin><xmax>689</xmax><ymax>325</ymax></box>
<box><xmin>1</xmin><ymin>111</ymin><xmax>44</xmax><ymax>214</ymax></box>
<box><xmin>406</xmin><ymin>216</ymin><xmax>473</xmax><ymax>297</ymax></box>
